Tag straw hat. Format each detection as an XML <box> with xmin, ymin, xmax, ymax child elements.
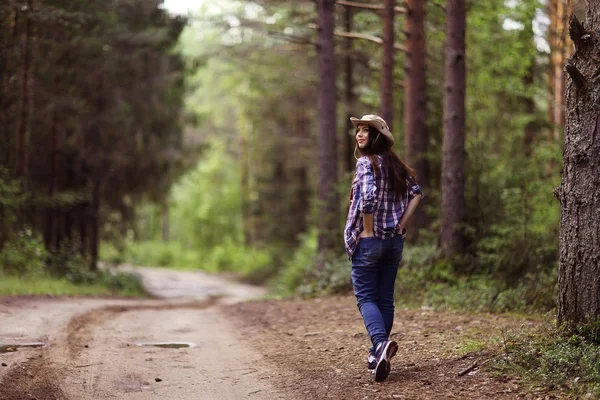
<box><xmin>350</xmin><ymin>114</ymin><xmax>394</xmax><ymax>146</ymax></box>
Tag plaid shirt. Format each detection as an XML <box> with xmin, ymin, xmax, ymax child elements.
<box><xmin>344</xmin><ymin>155</ymin><xmax>423</xmax><ymax>258</ymax></box>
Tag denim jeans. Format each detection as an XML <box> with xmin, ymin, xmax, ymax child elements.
<box><xmin>351</xmin><ymin>235</ymin><xmax>404</xmax><ymax>350</ymax></box>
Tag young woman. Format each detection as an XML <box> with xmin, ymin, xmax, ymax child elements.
<box><xmin>344</xmin><ymin>114</ymin><xmax>423</xmax><ymax>382</ymax></box>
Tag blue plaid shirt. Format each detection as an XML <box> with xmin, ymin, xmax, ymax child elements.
<box><xmin>344</xmin><ymin>155</ymin><xmax>423</xmax><ymax>258</ymax></box>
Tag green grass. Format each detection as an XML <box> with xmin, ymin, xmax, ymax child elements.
<box><xmin>101</xmin><ymin>240</ymin><xmax>276</xmax><ymax>284</ymax></box>
<box><xmin>490</xmin><ymin>318</ymin><xmax>600</xmax><ymax>397</ymax></box>
<box><xmin>456</xmin><ymin>338</ymin><xmax>488</xmax><ymax>355</ymax></box>
<box><xmin>0</xmin><ymin>273</ymin><xmax>148</xmax><ymax>297</ymax></box>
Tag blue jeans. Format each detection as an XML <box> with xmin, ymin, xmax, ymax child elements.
<box><xmin>351</xmin><ymin>235</ymin><xmax>404</xmax><ymax>350</ymax></box>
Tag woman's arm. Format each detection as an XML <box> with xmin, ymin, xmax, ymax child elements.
<box><xmin>399</xmin><ymin>194</ymin><xmax>423</xmax><ymax>231</ymax></box>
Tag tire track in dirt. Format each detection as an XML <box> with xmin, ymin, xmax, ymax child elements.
<box><xmin>0</xmin><ymin>298</ymin><xmax>218</xmax><ymax>400</ymax></box>
<box><xmin>65</xmin><ymin>298</ymin><xmax>220</xmax><ymax>356</ymax></box>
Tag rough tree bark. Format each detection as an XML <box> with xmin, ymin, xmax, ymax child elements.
<box><xmin>316</xmin><ymin>0</ymin><xmax>339</xmax><ymax>256</ymax></box>
<box><xmin>380</xmin><ymin>0</ymin><xmax>395</xmax><ymax>129</ymax></box>
<box><xmin>404</xmin><ymin>0</ymin><xmax>429</xmax><ymax>235</ymax></box>
<box><xmin>440</xmin><ymin>0</ymin><xmax>466</xmax><ymax>254</ymax></box>
<box><xmin>556</xmin><ymin>8</ymin><xmax>600</xmax><ymax>327</ymax></box>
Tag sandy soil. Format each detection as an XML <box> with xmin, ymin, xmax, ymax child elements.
<box><xmin>0</xmin><ymin>268</ymin><xmax>561</xmax><ymax>400</ymax></box>
<box><xmin>0</xmin><ymin>269</ymin><xmax>292</xmax><ymax>400</ymax></box>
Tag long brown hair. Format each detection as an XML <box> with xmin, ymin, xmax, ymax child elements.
<box><xmin>357</xmin><ymin>126</ymin><xmax>416</xmax><ymax>197</ymax></box>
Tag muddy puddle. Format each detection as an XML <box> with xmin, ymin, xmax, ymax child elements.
<box><xmin>135</xmin><ymin>341</ymin><xmax>197</xmax><ymax>349</ymax></box>
<box><xmin>0</xmin><ymin>342</ymin><xmax>47</xmax><ymax>353</ymax></box>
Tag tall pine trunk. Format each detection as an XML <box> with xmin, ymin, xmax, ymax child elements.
<box><xmin>15</xmin><ymin>0</ymin><xmax>32</xmax><ymax>177</ymax></box>
<box><xmin>440</xmin><ymin>0</ymin><xmax>466</xmax><ymax>254</ymax></box>
<box><xmin>344</xmin><ymin>6</ymin><xmax>355</xmax><ymax>174</ymax></box>
<box><xmin>556</xmin><ymin>10</ymin><xmax>600</xmax><ymax>327</ymax></box>
<box><xmin>316</xmin><ymin>0</ymin><xmax>339</xmax><ymax>256</ymax></box>
<box><xmin>404</xmin><ymin>0</ymin><xmax>429</xmax><ymax>236</ymax></box>
<box><xmin>90</xmin><ymin>179</ymin><xmax>100</xmax><ymax>271</ymax></box>
<box><xmin>548</xmin><ymin>0</ymin><xmax>574</xmax><ymax>141</ymax></box>
<box><xmin>380</xmin><ymin>0</ymin><xmax>395</xmax><ymax>129</ymax></box>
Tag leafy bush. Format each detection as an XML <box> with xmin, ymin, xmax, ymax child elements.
<box><xmin>47</xmin><ymin>240</ymin><xmax>97</xmax><ymax>284</ymax></box>
<box><xmin>209</xmin><ymin>238</ymin><xmax>274</xmax><ymax>282</ymax></box>
<box><xmin>395</xmin><ymin>244</ymin><xmax>556</xmax><ymax>313</ymax></box>
<box><xmin>274</xmin><ymin>229</ymin><xmax>352</xmax><ymax>296</ymax></box>
<box><xmin>274</xmin><ymin>229</ymin><xmax>318</xmax><ymax>294</ymax></box>
<box><xmin>0</xmin><ymin>168</ymin><xmax>29</xmax><ymax>251</ymax></box>
<box><xmin>121</xmin><ymin>240</ymin><xmax>202</xmax><ymax>269</ymax></box>
<box><xmin>99</xmin><ymin>269</ymin><xmax>147</xmax><ymax>296</ymax></box>
<box><xmin>0</xmin><ymin>230</ymin><xmax>47</xmax><ymax>276</ymax></box>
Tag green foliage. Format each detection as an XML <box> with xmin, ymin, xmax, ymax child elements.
<box><xmin>0</xmin><ymin>230</ymin><xmax>48</xmax><ymax>276</ymax></box>
<box><xmin>395</xmin><ymin>244</ymin><xmax>556</xmax><ymax>313</ymax></box>
<box><xmin>495</xmin><ymin>320</ymin><xmax>600</xmax><ymax>397</ymax></box>
<box><xmin>0</xmin><ymin>168</ymin><xmax>28</xmax><ymax>248</ymax></box>
<box><xmin>209</xmin><ymin>238</ymin><xmax>274</xmax><ymax>282</ymax></box>
<box><xmin>122</xmin><ymin>240</ymin><xmax>201</xmax><ymax>269</ymax></box>
<box><xmin>0</xmin><ymin>271</ymin><xmax>147</xmax><ymax>297</ymax></box>
<box><xmin>274</xmin><ymin>229</ymin><xmax>351</xmax><ymax>296</ymax></box>
<box><xmin>169</xmin><ymin>139</ymin><xmax>242</xmax><ymax>250</ymax></box>
<box><xmin>98</xmin><ymin>269</ymin><xmax>147</xmax><ymax>297</ymax></box>
<box><xmin>274</xmin><ymin>229</ymin><xmax>318</xmax><ymax>294</ymax></box>
<box><xmin>2</xmin><ymin>0</ymin><xmax>188</xmax><ymax>270</ymax></box>
<box><xmin>115</xmin><ymin>238</ymin><xmax>274</xmax><ymax>282</ymax></box>
<box><xmin>47</xmin><ymin>241</ymin><xmax>97</xmax><ymax>284</ymax></box>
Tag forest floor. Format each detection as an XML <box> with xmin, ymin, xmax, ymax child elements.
<box><xmin>0</xmin><ymin>267</ymin><xmax>560</xmax><ymax>400</ymax></box>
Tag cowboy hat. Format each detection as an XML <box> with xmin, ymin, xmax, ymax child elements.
<box><xmin>350</xmin><ymin>114</ymin><xmax>394</xmax><ymax>146</ymax></box>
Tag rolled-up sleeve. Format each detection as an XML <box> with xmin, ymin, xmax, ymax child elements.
<box><xmin>408</xmin><ymin>177</ymin><xmax>423</xmax><ymax>199</ymax></box>
<box><xmin>356</xmin><ymin>158</ymin><xmax>377</xmax><ymax>214</ymax></box>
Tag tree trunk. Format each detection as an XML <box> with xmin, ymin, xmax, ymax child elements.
<box><xmin>316</xmin><ymin>0</ymin><xmax>339</xmax><ymax>256</ymax></box>
<box><xmin>90</xmin><ymin>179</ymin><xmax>100</xmax><ymax>271</ymax></box>
<box><xmin>161</xmin><ymin>201</ymin><xmax>169</xmax><ymax>242</ymax></box>
<box><xmin>556</xmin><ymin>10</ymin><xmax>600</xmax><ymax>327</ymax></box>
<box><xmin>344</xmin><ymin>5</ymin><xmax>355</xmax><ymax>174</ymax></box>
<box><xmin>548</xmin><ymin>0</ymin><xmax>574</xmax><ymax>141</ymax></box>
<box><xmin>440</xmin><ymin>0</ymin><xmax>466</xmax><ymax>254</ymax></box>
<box><xmin>15</xmin><ymin>0</ymin><xmax>32</xmax><ymax>177</ymax></box>
<box><xmin>44</xmin><ymin>107</ymin><xmax>59</xmax><ymax>251</ymax></box>
<box><xmin>404</xmin><ymin>0</ymin><xmax>429</xmax><ymax>236</ymax></box>
<box><xmin>1</xmin><ymin>1</ymin><xmax>18</xmax><ymax>169</ymax></box>
<box><xmin>380</xmin><ymin>0</ymin><xmax>395</xmax><ymax>129</ymax></box>
<box><xmin>240</xmin><ymin>123</ymin><xmax>253</xmax><ymax>244</ymax></box>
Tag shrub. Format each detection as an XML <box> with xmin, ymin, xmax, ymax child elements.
<box><xmin>495</xmin><ymin>319</ymin><xmax>600</xmax><ymax>397</ymax></box>
<box><xmin>99</xmin><ymin>269</ymin><xmax>147</xmax><ymax>296</ymax></box>
<box><xmin>395</xmin><ymin>244</ymin><xmax>556</xmax><ymax>313</ymax></box>
<box><xmin>121</xmin><ymin>240</ymin><xmax>202</xmax><ymax>268</ymax></box>
<box><xmin>209</xmin><ymin>238</ymin><xmax>274</xmax><ymax>282</ymax></box>
<box><xmin>274</xmin><ymin>229</ymin><xmax>352</xmax><ymax>296</ymax></box>
<box><xmin>47</xmin><ymin>240</ymin><xmax>97</xmax><ymax>284</ymax></box>
<box><xmin>0</xmin><ymin>230</ymin><xmax>47</xmax><ymax>276</ymax></box>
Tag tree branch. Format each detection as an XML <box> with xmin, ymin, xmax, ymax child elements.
<box><xmin>336</xmin><ymin>1</ymin><xmax>406</xmax><ymax>14</ymax></box>
<box><xmin>307</xmin><ymin>23</ymin><xmax>406</xmax><ymax>52</ymax></box>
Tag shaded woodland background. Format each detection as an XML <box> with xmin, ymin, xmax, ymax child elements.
<box><xmin>0</xmin><ymin>0</ymin><xmax>585</xmax><ymax>312</ymax></box>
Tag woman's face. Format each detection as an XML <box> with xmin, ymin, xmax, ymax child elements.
<box><xmin>356</xmin><ymin>124</ymin><xmax>370</xmax><ymax>149</ymax></box>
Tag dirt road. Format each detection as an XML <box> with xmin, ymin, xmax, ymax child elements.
<box><xmin>1</xmin><ymin>267</ymin><xmax>545</xmax><ymax>400</ymax></box>
<box><xmin>0</xmin><ymin>268</ymin><xmax>292</xmax><ymax>400</ymax></box>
